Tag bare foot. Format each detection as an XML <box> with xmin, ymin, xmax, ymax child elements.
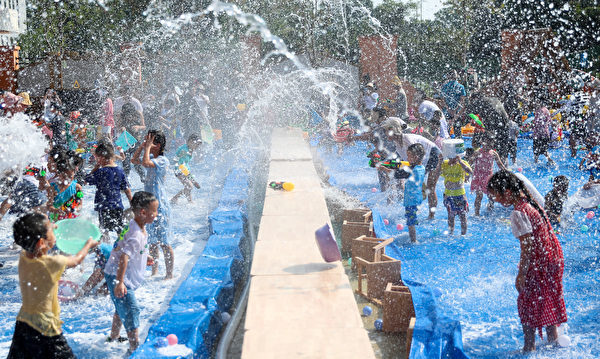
<box><xmin>164</xmin><ymin>275</ymin><xmax>173</xmax><ymax>280</ymax></box>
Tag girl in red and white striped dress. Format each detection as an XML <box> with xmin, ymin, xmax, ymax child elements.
<box><xmin>487</xmin><ymin>170</ymin><xmax>567</xmax><ymax>352</ymax></box>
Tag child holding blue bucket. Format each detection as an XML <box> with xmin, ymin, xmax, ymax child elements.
<box><xmin>487</xmin><ymin>170</ymin><xmax>567</xmax><ymax>352</ymax></box>
<box><xmin>394</xmin><ymin>143</ymin><xmax>426</xmax><ymax>243</ymax></box>
<box><xmin>8</xmin><ymin>212</ymin><xmax>98</xmax><ymax>358</ymax></box>
<box><xmin>85</xmin><ymin>140</ymin><xmax>133</xmax><ymax>241</ymax></box>
<box><xmin>132</xmin><ymin>130</ymin><xmax>174</xmax><ymax>279</ymax></box>
<box><xmin>104</xmin><ymin>191</ymin><xmax>158</xmax><ymax>352</ymax></box>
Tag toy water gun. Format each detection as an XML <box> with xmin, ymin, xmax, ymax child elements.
<box><xmin>268</xmin><ymin>181</ymin><xmax>295</xmax><ymax>191</ymax></box>
<box><xmin>24</xmin><ymin>166</ymin><xmax>46</xmax><ymax>177</ymax></box>
<box><xmin>32</xmin><ymin>118</ymin><xmax>46</xmax><ymax>128</ymax></box>
<box><xmin>469</xmin><ymin>114</ymin><xmax>485</xmax><ymax>130</ymax></box>
<box><xmin>367</xmin><ymin>151</ymin><xmax>408</xmax><ymax>169</ymax></box>
<box><xmin>380</xmin><ymin>159</ymin><xmax>410</xmax><ymax>169</ymax></box>
<box><xmin>367</xmin><ymin>151</ymin><xmax>382</xmax><ymax>167</ymax></box>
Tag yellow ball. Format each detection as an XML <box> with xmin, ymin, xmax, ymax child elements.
<box><xmin>282</xmin><ymin>182</ymin><xmax>295</xmax><ymax>191</ymax></box>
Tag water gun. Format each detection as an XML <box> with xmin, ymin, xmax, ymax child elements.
<box><xmin>380</xmin><ymin>159</ymin><xmax>410</xmax><ymax>169</ymax></box>
<box><xmin>469</xmin><ymin>114</ymin><xmax>485</xmax><ymax>131</ymax></box>
<box><xmin>24</xmin><ymin>166</ymin><xmax>46</xmax><ymax>177</ymax></box>
<box><xmin>367</xmin><ymin>151</ymin><xmax>408</xmax><ymax>169</ymax></box>
<box><xmin>367</xmin><ymin>151</ymin><xmax>382</xmax><ymax>167</ymax></box>
<box><xmin>268</xmin><ymin>181</ymin><xmax>295</xmax><ymax>191</ymax></box>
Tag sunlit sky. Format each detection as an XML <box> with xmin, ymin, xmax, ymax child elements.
<box><xmin>373</xmin><ymin>0</ymin><xmax>444</xmax><ymax>21</ymax></box>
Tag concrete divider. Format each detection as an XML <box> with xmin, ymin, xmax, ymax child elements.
<box><xmin>242</xmin><ymin>128</ymin><xmax>374</xmax><ymax>359</ymax></box>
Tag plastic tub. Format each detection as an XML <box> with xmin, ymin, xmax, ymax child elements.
<box><xmin>54</xmin><ymin>218</ymin><xmax>101</xmax><ymax>255</ymax></box>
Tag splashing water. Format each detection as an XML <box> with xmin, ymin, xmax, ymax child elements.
<box><xmin>0</xmin><ymin>114</ymin><xmax>47</xmax><ymax>176</ymax></box>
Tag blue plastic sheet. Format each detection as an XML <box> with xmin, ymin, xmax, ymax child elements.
<box><xmin>133</xmin><ymin>157</ymin><xmax>254</xmax><ymax>359</ymax></box>
<box><xmin>316</xmin><ymin>137</ymin><xmax>600</xmax><ymax>358</ymax></box>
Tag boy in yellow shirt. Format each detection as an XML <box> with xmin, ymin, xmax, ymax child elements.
<box><xmin>441</xmin><ymin>155</ymin><xmax>473</xmax><ymax>235</ymax></box>
<box><xmin>8</xmin><ymin>213</ymin><xmax>98</xmax><ymax>358</ymax></box>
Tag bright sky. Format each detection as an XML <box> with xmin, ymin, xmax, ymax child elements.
<box><xmin>373</xmin><ymin>0</ymin><xmax>444</xmax><ymax>21</ymax></box>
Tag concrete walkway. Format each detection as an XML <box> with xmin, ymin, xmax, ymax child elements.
<box><xmin>242</xmin><ymin>128</ymin><xmax>375</xmax><ymax>358</ymax></box>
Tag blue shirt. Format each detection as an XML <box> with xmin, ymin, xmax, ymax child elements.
<box><xmin>441</xmin><ymin>80</ymin><xmax>466</xmax><ymax>110</ymax></box>
<box><xmin>144</xmin><ymin>155</ymin><xmax>171</xmax><ymax>217</ymax></box>
<box><xmin>175</xmin><ymin>144</ymin><xmax>192</xmax><ymax>165</ymax></box>
<box><xmin>8</xmin><ymin>178</ymin><xmax>47</xmax><ymax>215</ymax></box>
<box><xmin>85</xmin><ymin>166</ymin><xmax>129</xmax><ymax>211</ymax></box>
<box><xmin>397</xmin><ymin>165</ymin><xmax>425</xmax><ymax>207</ymax></box>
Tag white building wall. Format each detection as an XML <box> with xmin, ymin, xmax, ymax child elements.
<box><xmin>0</xmin><ymin>0</ymin><xmax>25</xmax><ymax>46</ymax></box>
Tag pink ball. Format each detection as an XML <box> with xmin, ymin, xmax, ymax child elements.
<box><xmin>371</xmin><ymin>187</ymin><xmax>377</xmax><ymax>193</ymax></box>
<box><xmin>166</xmin><ymin>334</ymin><xmax>178</xmax><ymax>346</ymax></box>
<box><xmin>517</xmin><ymin>167</ymin><xmax>523</xmax><ymax>172</ymax></box>
<box><xmin>396</xmin><ymin>223</ymin><xmax>404</xmax><ymax>231</ymax></box>
<box><xmin>586</xmin><ymin>211</ymin><xmax>595</xmax><ymax>219</ymax></box>
<box><xmin>383</xmin><ymin>219</ymin><xmax>389</xmax><ymax>225</ymax></box>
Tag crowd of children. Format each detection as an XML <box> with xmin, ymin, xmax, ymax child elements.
<box><xmin>0</xmin><ymin>85</ymin><xmax>209</xmax><ymax>356</ymax></box>
<box><xmin>341</xmin><ymin>73</ymin><xmax>600</xmax><ymax>353</ymax></box>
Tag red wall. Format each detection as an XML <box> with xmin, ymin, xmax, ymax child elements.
<box><xmin>358</xmin><ymin>35</ymin><xmax>398</xmax><ymax>102</ymax></box>
<box><xmin>0</xmin><ymin>46</ymin><xmax>18</xmax><ymax>92</ymax></box>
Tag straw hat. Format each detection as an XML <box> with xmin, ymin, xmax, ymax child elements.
<box><xmin>17</xmin><ymin>92</ymin><xmax>32</xmax><ymax>106</ymax></box>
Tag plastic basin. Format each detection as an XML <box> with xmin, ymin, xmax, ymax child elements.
<box><xmin>314</xmin><ymin>223</ymin><xmax>341</xmax><ymax>262</ymax></box>
<box><xmin>54</xmin><ymin>218</ymin><xmax>101</xmax><ymax>255</ymax></box>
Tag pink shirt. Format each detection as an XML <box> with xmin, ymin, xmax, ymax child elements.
<box><xmin>532</xmin><ymin>107</ymin><xmax>551</xmax><ymax>139</ymax></box>
<box><xmin>103</xmin><ymin>98</ymin><xmax>114</xmax><ymax>127</ymax></box>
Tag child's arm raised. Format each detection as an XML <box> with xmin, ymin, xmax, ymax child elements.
<box><xmin>114</xmin><ymin>253</ymin><xmax>130</xmax><ymax>298</ymax></box>
<box><xmin>65</xmin><ymin>238</ymin><xmax>99</xmax><ymax>268</ymax></box>
<box><xmin>131</xmin><ymin>142</ymin><xmax>145</xmax><ymax>165</ymax></box>
<box><xmin>140</xmin><ymin>133</ymin><xmax>157</xmax><ymax>168</ymax></box>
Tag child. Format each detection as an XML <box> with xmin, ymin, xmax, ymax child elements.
<box><xmin>85</xmin><ymin>141</ymin><xmax>133</xmax><ymax>241</ymax></box>
<box><xmin>487</xmin><ymin>171</ymin><xmax>567</xmax><ymax>352</ymax></box>
<box><xmin>0</xmin><ymin>167</ymin><xmax>47</xmax><ymax>222</ymax></box>
<box><xmin>532</xmin><ymin>106</ymin><xmax>556</xmax><ymax>166</ymax></box>
<box><xmin>507</xmin><ymin>119</ymin><xmax>520</xmax><ymax>164</ymax></box>
<box><xmin>104</xmin><ymin>191</ymin><xmax>158</xmax><ymax>351</ymax></box>
<box><xmin>579</xmin><ymin>134</ymin><xmax>600</xmax><ymax>180</ymax></box>
<box><xmin>8</xmin><ymin>212</ymin><xmax>98</xmax><ymax>358</ymax></box>
<box><xmin>47</xmin><ymin>152</ymin><xmax>83</xmax><ymax>222</ymax></box>
<box><xmin>132</xmin><ymin>130</ymin><xmax>174</xmax><ymax>279</ymax></box>
<box><xmin>441</xmin><ymin>153</ymin><xmax>473</xmax><ymax>235</ymax></box>
<box><xmin>544</xmin><ymin>175</ymin><xmax>569</xmax><ymax>226</ymax></box>
<box><xmin>394</xmin><ymin>143</ymin><xmax>426</xmax><ymax>243</ymax></box>
<box><xmin>470</xmin><ymin>136</ymin><xmax>508</xmax><ymax>216</ymax></box>
<box><xmin>171</xmin><ymin>133</ymin><xmax>202</xmax><ymax>204</ymax></box>
<box><xmin>79</xmin><ymin>243</ymin><xmax>113</xmax><ymax>297</ymax></box>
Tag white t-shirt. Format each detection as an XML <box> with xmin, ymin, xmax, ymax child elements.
<box><xmin>396</xmin><ymin>133</ymin><xmax>437</xmax><ymax>166</ymax></box>
<box><xmin>511</xmin><ymin>210</ymin><xmax>533</xmax><ymax>238</ymax></box>
<box><xmin>419</xmin><ymin>100</ymin><xmax>449</xmax><ymax>138</ymax></box>
<box><xmin>104</xmin><ymin>219</ymin><xmax>148</xmax><ymax>290</ymax></box>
